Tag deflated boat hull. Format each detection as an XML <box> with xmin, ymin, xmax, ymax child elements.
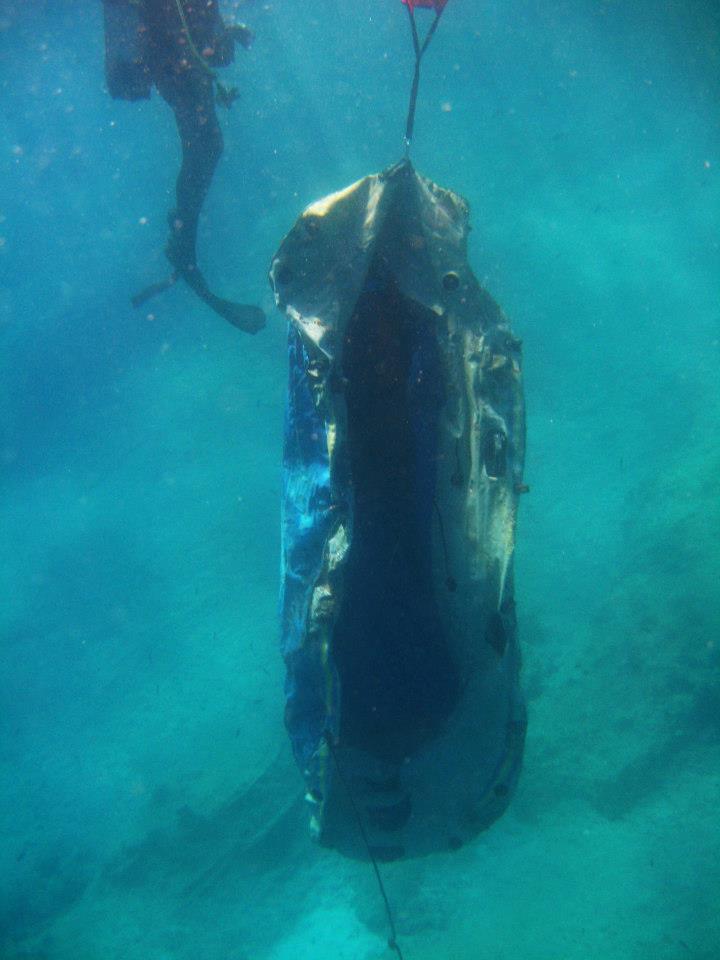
<box><xmin>271</xmin><ymin>161</ymin><xmax>526</xmax><ymax>859</ymax></box>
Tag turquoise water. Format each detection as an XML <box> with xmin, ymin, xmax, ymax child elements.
<box><xmin>1</xmin><ymin>1</ymin><xmax>719</xmax><ymax>957</ymax></box>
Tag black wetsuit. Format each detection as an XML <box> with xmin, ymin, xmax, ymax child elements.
<box><xmin>103</xmin><ymin>0</ymin><xmax>264</xmax><ymax>332</ymax></box>
<box><xmin>142</xmin><ymin>0</ymin><xmax>232</xmax><ymax>276</ymax></box>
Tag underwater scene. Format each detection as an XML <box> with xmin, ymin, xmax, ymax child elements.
<box><xmin>1</xmin><ymin>1</ymin><xmax>719</xmax><ymax>958</ymax></box>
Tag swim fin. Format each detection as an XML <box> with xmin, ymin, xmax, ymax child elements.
<box><xmin>131</xmin><ymin>253</ymin><xmax>265</xmax><ymax>333</ymax></box>
<box><xmin>213</xmin><ymin>301</ymin><xmax>266</xmax><ymax>334</ymax></box>
<box><xmin>176</xmin><ymin>260</ymin><xmax>266</xmax><ymax>334</ymax></box>
<box><xmin>131</xmin><ymin>274</ymin><xmax>178</xmax><ymax>308</ymax></box>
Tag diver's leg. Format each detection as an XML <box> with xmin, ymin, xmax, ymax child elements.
<box><xmin>154</xmin><ymin>73</ymin><xmax>265</xmax><ymax>333</ymax></box>
<box><xmin>165</xmin><ymin>76</ymin><xmax>223</xmax><ymax>275</ymax></box>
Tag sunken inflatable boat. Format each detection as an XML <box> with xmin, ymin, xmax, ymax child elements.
<box><xmin>271</xmin><ymin>161</ymin><xmax>526</xmax><ymax>859</ymax></box>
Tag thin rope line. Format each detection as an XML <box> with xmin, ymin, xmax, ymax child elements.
<box><xmin>325</xmin><ymin>735</ymin><xmax>406</xmax><ymax>960</ymax></box>
<box><xmin>404</xmin><ymin>6</ymin><xmax>445</xmax><ymax>152</ymax></box>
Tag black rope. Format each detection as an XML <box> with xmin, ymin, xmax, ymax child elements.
<box><xmin>325</xmin><ymin>735</ymin><xmax>406</xmax><ymax>960</ymax></box>
<box><xmin>403</xmin><ymin>5</ymin><xmax>445</xmax><ymax>153</ymax></box>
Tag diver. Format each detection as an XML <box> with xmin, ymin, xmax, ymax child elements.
<box><xmin>103</xmin><ymin>0</ymin><xmax>265</xmax><ymax>333</ymax></box>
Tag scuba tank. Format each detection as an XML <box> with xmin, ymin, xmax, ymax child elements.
<box><xmin>103</xmin><ymin>0</ymin><xmax>151</xmax><ymax>101</ymax></box>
